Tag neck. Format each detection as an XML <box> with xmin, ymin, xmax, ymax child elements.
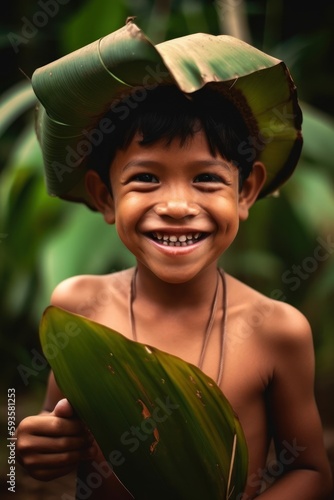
<box><xmin>134</xmin><ymin>262</ymin><xmax>221</xmax><ymax>311</ymax></box>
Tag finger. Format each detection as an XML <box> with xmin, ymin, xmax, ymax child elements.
<box><xmin>22</xmin><ymin>449</ymin><xmax>89</xmax><ymax>478</ymax></box>
<box><xmin>52</xmin><ymin>399</ymin><xmax>93</xmax><ymax>437</ymax></box>
<box><xmin>19</xmin><ymin>414</ymin><xmax>88</xmax><ymax>437</ymax></box>
<box><xmin>53</xmin><ymin>398</ymin><xmax>75</xmax><ymax>419</ymax></box>
<box><xmin>29</xmin><ymin>464</ymin><xmax>78</xmax><ymax>482</ymax></box>
<box><xmin>18</xmin><ymin>433</ymin><xmax>93</xmax><ymax>455</ymax></box>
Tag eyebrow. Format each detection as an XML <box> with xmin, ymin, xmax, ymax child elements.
<box><xmin>122</xmin><ymin>159</ymin><xmax>234</xmax><ymax>172</ymax></box>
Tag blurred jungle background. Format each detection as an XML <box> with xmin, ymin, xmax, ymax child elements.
<box><xmin>1</xmin><ymin>0</ymin><xmax>334</xmax><ymax>497</ymax></box>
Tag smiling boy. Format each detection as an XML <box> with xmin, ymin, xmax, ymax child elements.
<box><xmin>16</xmin><ymin>22</ymin><xmax>332</xmax><ymax>499</ymax></box>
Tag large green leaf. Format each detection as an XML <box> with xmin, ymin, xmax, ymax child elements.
<box><xmin>40</xmin><ymin>305</ymin><xmax>248</xmax><ymax>499</ymax></box>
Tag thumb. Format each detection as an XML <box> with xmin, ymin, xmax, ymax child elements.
<box><xmin>53</xmin><ymin>398</ymin><xmax>75</xmax><ymax>418</ymax></box>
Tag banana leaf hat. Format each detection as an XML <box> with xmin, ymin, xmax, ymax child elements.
<box><xmin>31</xmin><ymin>18</ymin><xmax>302</xmax><ymax>210</ymax></box>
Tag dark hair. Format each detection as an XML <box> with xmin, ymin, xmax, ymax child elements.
<box><xmin>88</xmin><ymin>84</ymin><xmax>254</xmax><ymax>191</ymax></box>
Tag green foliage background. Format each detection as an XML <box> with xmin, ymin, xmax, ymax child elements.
<box><xmin>1</xmin><ymin>0</ymin><xmax>334</xmax><ymax>463</ymax></box>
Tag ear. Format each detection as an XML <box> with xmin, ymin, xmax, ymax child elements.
<box><xmin>238</xmin><ymin>162</ymin><xmax>267</xmax><ymax>221</ymax></box>
<box><xmin>85</xmin><ymin>170</ymin><xmax>115</xmax><ymax>224</ymax></box>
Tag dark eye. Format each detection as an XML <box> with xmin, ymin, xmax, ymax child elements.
<box><xmin>132</xmin><ymin>173</ymin><xmax>159</xmax><ymax>183</ymax></box>
<box><xmin>194</xmin><ymin>173</ymin><xmax>223</xmax><ymax>183</ymax></box>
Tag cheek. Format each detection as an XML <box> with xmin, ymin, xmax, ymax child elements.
<box><xmin>114</xmin><ymin>220</ymin><xmax>137</xmax><ymax>256</ymax></box>
<box><xmin>230</xmin><ymin>218</ymin><xmax>240</xmax><ymax>241</ymax></box>
<box><xmin>215</xmin><ymin>194</ymin><xmax>239</xmax><ymax>223</ymax></box>
<box><xmin>114</xmin><ymin>214</ymin><xmax>132</xmax><ymax>241</ymax></box>
<box><xmin>215</xmin><ymin>198</ymin><xmax>240</xmax><ymax>242</ymax></box>
<box><xmin>113</xmin><ymin>199</ymin><xmax>140</xmax><ymax>241</ymax></box>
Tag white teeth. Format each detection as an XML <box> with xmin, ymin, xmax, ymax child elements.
<box><xmin>152</xmin><ymin>232</ymin><xmax>203</xmax><ymax>246</ymax></box>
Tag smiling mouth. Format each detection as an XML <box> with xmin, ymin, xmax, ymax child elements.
<box><xmin>148</xmin><ymin>232</ymin><xmax>208</xmax><ymax>247</ymax></box>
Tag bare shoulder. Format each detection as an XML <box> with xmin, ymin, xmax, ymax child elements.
<box><xmin>50</xmin><ymin>267</ymin><xmax>135</xmax><ymax>319</ymax></box>
<box><xmin>226</xmin><ymin>273</ymin><xmax>313</xmax><ymax>346</ymax></box>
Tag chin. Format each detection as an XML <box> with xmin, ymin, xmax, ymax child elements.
<box><xmin>148</xmin><ymin>263</ymin><xmax>213</xmax><ymax>285</ymax></box>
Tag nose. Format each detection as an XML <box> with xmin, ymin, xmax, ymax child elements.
<box><xmin>154</xmin><ymin>198</ymin><xmax>200</xmax><ymax>219</ymax></box>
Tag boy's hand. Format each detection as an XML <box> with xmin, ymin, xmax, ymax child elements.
<box><xmin>16</xmin><ymin>398</ymin><xmax>96</xmax><ymax>481</ymax></box>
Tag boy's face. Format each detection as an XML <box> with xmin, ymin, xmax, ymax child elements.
<box><xmin>89</xmin><ymin>129</ymin><xmax>265</xmax><ymax>283</ymax></box>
